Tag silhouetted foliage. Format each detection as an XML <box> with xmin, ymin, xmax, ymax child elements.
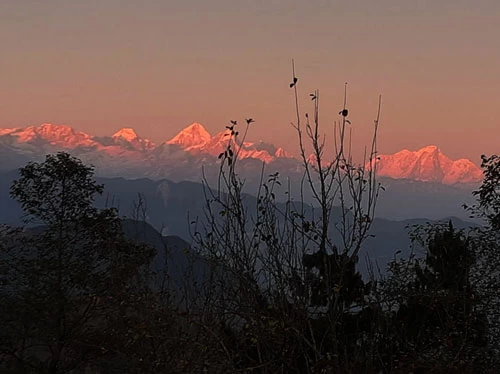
<box><xmin>380</xmin><ymin>222</ymin><xmax>488</xmax><ymax>372</ymax></box>
<box><xmin>1</xmin><ymin>152</ymin><xmax>156</xmax><ymax>373</ymax></box>
<box><xmin>464</xmin><ymin>153</ymin><xmax>500</xmax><ymax>359</ymax></box>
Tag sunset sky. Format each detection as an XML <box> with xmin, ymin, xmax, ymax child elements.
<box><xmin>1</xmin><ymin>0</ymin><xmax>498</xmax><ymax>163</ymax></box>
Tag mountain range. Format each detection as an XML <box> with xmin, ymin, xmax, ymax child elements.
<box><xmin>0</xmin><ymin>122</ymin><xmax>485</xmax><ymax>278</ymax></box>
<box><xmin>371</xmin><ymin>145</ymin><xmax>483</xmax><ymax>184</ymax></box>
<box><xmin>0</xmin><ymin>169</ymin><xmax>476</xmax><ymax>277</ymax></box>
<box><xmin>0</xmin><ymin>122</ymin><xmax>483</xmax><ymax>185</ymax></box>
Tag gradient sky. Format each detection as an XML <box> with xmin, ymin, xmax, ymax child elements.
<box><xmin>1</xmin><ymin>0</ymin><xmax>499</xmax><ymax>163</ymax></box>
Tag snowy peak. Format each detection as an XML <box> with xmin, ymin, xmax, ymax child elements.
<box><xmin>165</xmin><ymin>125</ymin><xmax>294</xmax><ymax>164</ymax></box>
<box><xmin>200</xmin><ymin>129</ymin><xmax>231</xmax><ymax>156</ymax></box>
<box><xmin>409</xmin><ymin>145</ymin><xmax>451</xmax><ymax>182</ymax></box>
<box><xmin>111</xmin><ymin>127</ymin><xmax>154</xmax><ymax>151</ymax></box>
<box><xmin>442</xmin><ymin>159</ymin><xmax>483</xmax><ymax>184</ymax></box>
<box><xmin>112</xmin><ymin>128</ymin><xmax>139</xmax><ymax>141</ymax></box>
<box><xmin>0</xmin><ymin>128</ymin><xmax>19</xmax><ymax>136</ymax></box>
<box><xmin>416</xmin><ymin>145</ymin><xmax>440</xmax><ymax>153</ymax></box>
<box><xmin>3</xmin><ymin>123</ymin><xmax>96</xmax><ymax>148</ymax></box>
<box><xmin>371</xmin><ymin>145</ymin><xmax>482</xmax><ymax>185</ymax></box>
<box><xmin>275</xmin><ymin>147</ymin><xmax>293</xmax><ymax>158</ymax></box>
<box><xmin>166</xmin><ymin>122</ymin><xmax>211</xmax><ymax>150</ymax></box>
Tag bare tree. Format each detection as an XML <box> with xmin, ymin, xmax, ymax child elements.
<box><xmin>190</xmin><ymin>64</ymin><xmax>383</xmax><ymax>372</ymax></box>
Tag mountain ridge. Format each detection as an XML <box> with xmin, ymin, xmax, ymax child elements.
<box><xmin>0</xmin><ymin>122</ymin><xmax>483</xmax><ymax>185</ymax></box>
<box><xmin>370</xmin><ymin>145</ymin><xmax>482</xmax><ymax>184</ymax></box>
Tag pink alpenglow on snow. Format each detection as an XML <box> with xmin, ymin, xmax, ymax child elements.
<box><xmin>165</xmin><ymin>123</ymin><xmax>291</xmax><ymax>163</ymax></box>
<box><xmin>0</xmin><ymin>122</ymin><xmax>484</xmax><ymax>185</ymax></box>
<box><xmin>112</xmin><ymin>128</ymin><xmax>155</xmax><ymax>151</ymax></box>
<box><xmin>3</xmin><ymin>123</ymin><xmax>97</xmax><ymax>148</ymax></box>
<box><xmin>166</xmin><ymin>123</ymin><xmax>212</xmax><ymax>150</ymax></box>
<box><xmin>369</xmin><ymin>145</ymin><xmax>482</xmax><ymax>184</ymax></box>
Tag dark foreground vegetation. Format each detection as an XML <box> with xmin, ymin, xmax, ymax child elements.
<box><xmin>2</xmin><ymin>78</ymin><xmax>500</xmax><ymax>373</ymax></box>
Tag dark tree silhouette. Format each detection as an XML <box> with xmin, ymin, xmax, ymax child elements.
<box><xmin>0</xmin><ymin>152</ymin><xmax>155</xmax><ymax>373</ymax></box>
<box><xmin>381</xmin><ymin>222</ymin><xmax>488</xmax><ymax>372</ymax></box>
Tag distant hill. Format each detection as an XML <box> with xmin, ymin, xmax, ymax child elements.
<box><xmin>0</xmin><ymin>170</ymin><xmax>478</xmax><ymax>275</ymax></box>
<box><xmin>120</xmin><ymin>219</ymin><xmax>212</xmax><ymax>292</ymax></box>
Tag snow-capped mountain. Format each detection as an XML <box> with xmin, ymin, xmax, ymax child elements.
<box><xmin>370</xmin><ymin>145</ymin><xmax>482</xmax><ymax>184</ymax></box>
<box><xmin>166</xmin><ymin>124</ymin><xmax>292</xmax><ymax>163</ymax></box>
<box><xmin>0</xmin><ymin>122</ymin><xmax>482</xmax><ymax>186</ymax></box>
<box><xmin>165</xmin><ymin>122</ymin><xmax>211</xmax><ymax>150</ymax></box>
<box><xmin>1</xmin><ymin>123</ymin><xmax>97</xmax><ymax>148</ymax></box>
<box><xmin>112</xmin><ymin>128</ymin><xmax>155</xmax><ymax>151</ymax></box>
<box><xmin>0</xmin><ymin>122</ymin><xmax>297</xmax><ymax>179</ymax></box>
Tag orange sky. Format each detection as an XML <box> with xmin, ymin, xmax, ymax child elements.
<box><xmin>0</xmin><ymin>0</ymin><xmax>498</xmax><ymax>163</ymax></box>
